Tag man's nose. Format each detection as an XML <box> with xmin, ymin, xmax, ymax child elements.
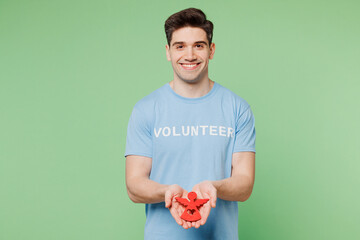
<box><xmin>185</xmin><ymin>47</ymin><xmax>196</xmax><ymax>61</ymax></box>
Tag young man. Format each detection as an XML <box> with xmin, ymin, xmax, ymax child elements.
<box><xmin>125</xmin><ymin>8</ymin><xmax>256</xmax><ymax>240</ymax></box>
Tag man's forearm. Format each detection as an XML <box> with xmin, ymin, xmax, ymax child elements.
<box><xmin>212</xmin><ymin>174</ymin><xmax>254</xmax><ymax>202</ymax></box>
<box><xmin>127</xmin><ymin>177</ymin><xmax>169</xmax><ymax>204</ymax></box>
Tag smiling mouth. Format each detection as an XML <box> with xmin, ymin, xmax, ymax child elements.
<box><xmin>180</xmin><ymin>62</ymin><xmax>201</xmax><ymax>70</ymax></box>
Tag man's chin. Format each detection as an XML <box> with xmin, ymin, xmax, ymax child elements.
<box><xmin>178</xmin><ymin>77</ymin><xmax>202</xmax><ymax>84</ymax></box>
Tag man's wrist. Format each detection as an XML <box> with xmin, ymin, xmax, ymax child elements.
<box><xmin>211</xmin><ymin>180</ymin><xmax>222</xmax><ymax>191</ymax></box>
<box><xmin>155</xmin><ymin>182</ymin><xmax>173</xmax><ymax>203</ymax></box>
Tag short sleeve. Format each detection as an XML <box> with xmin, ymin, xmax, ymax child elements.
<box><xmin>124</xmin><ymin>105</ymin><xmax>153</xmax><ymax>158</ymax></box>
<box><xmin>233</xmin><ymin>106</ymin><xmax>256</xmax><ymax>153</ymax></box>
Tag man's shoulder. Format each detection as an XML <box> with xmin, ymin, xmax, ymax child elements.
<box><xmin>216</xmin><ymin>83</ymin><xmax>251</xmax><ymax>109</ymax></box>
<box><xmin>132</xmin><ymin>83</ymin><xmax>167</xmax><ymax>112</ymax></box>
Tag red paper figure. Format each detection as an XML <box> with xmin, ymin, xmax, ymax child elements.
<box><xmin>175</xmin><ymin>192</ymin><xmax>209</xmax><ymax>222</ymax></box>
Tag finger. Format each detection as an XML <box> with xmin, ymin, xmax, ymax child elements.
<box><xmin>211</xmin><ymin>198</ymin><xmax>216</xmax><ymax>208</ymax></box>
<box><xmin>180</xmin><ymin>212</ymin><xmax>192</xmax><ymax>229</ymax></box>
<box><xmin>195</xmin><ymin>207</ymin><xmax>205</xmax><ymax>228</ymax></box>
<box><xmin>200</xmin><ymin>205</ymin><xmax>211</xmax><ymax>225</ymax></box>
<box><xmin>175</xmin><ymin>202</ymin><xmax>187</xmax><ymax>227</ymax></box>
<box><xmin>182</xmin><ymin>220</ymin><xmax>189</xmax><ymax>229</ymax></box>
<box><xmin>210</xmin><ymin>189</ymin><xmax>217</xmax><ymax>208</ymax></box>
<box><xmin>187</xmin><ymin>221</ymin><xmax>192</xmax><ymax>229</ymax></box>
<box><xmin>195</xmin><ymin>192</ymin><xmax>207</xmax><ymax>227</ymax></box>
<box><xmin>183</xmin><ymin>220</ymin><xmax>192</xmax><ymax>229</ymax></box>
<box><xmin>191</xmin><ymin>218</ymin><xmax>200</xmax><ymax>228</ymax></box>
<box><xmin>175</xmin><ymin>203</ymin><xmax>183</xmax><ymax>219</ymax></box>
<box><xmin>164</xmin><ymin>191</ymin><xmax>172</xmax><ymax>208</ymax></box>
<box><xmin>169</xmin><ymin>206</ymin><xmax>182</xmax><ymax>225</ymax></box>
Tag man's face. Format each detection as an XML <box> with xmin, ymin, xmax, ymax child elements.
<box><xmin>166</xmin><ymin>27</ymin><xmax>215</xmax><ymax>84</ymax></box>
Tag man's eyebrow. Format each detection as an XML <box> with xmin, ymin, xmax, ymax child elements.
<box><xmin>171</xmin><ymin>41</ymin><xmax>208</xmax><ymax>46</ymax></box>
<box><xmin>172</xmin><ymin>41</ymin><xmax>185</xmax><ymax>46</ymax></box>
<box><xmin>194</xmin><ymin>41</ymin><xmax>208</xmax><ymax>46</ymax></box>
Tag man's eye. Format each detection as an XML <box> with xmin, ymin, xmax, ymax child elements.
<box><xmin>176</xmin><ymin>45</ymin><xmax>183</xmax><ymax>49</ymax></box>
<box><xmin>196</xmin><ymin>44</ymin><xmax>203</xmax><ymax>48</ymax></box>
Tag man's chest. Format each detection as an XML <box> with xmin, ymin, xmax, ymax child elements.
<box><xmin>151</xmin><ymin>103</ymin><xmax>236</xmax><ymax>153</ymax></box>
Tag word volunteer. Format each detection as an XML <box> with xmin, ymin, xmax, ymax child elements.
<box><xmin>154</xmin><ymin>125</ymin><xmax>235</xmax><ymax>138</ymax></box>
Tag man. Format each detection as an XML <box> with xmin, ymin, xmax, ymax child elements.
<box><xmin>125</xmin><ymin>8</ymin><xmax>256</xmax><ymax>240</ymax></box>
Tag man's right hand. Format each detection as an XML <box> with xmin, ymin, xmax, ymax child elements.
<box><xmin>165</xmin><ymin>184</ymin><xmax>192</xmax><ymax>229</ymax></box>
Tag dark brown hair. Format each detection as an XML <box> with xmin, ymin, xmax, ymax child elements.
<box><xmin>164</xmin><ymin>8</ymin><xmax>214</xmax><ymax>46</ymax></box>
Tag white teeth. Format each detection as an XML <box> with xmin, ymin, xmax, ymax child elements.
<box><xmin>182</xmin><ymin>64</ymin><xmax>197</xmax><ymax>67</ymax></box>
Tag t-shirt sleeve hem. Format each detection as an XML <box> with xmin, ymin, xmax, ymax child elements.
<box><xmin>124</xmin><ymin>152</ymin><xmax>153</xmax><ymax>158</ymax></box>
<box><xmin>233</xmin><ymin>148</ymin><xmax>256</xmax><ymax>153</ymax></box>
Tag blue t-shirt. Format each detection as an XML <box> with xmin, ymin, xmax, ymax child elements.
<box><xmin>125</xmin><ymin>82</ymin><xmax>256</xmax><ymax>240</ymax></box>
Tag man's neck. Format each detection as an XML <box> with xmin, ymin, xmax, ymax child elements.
<box><xmin>169</xmin><ymin>78</ymin><xmax>214</xmax><ymax>98</ymax></box>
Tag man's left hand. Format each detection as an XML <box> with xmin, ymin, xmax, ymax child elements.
<box><xmin>191</xmin><ymin>180</ymin><xmax>217</xmax><ymax>228</ymax></box>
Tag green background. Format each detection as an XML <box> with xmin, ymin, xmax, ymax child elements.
<box><xmin>1</xmin><ymin>0</ymin><xmax>359</xmax><ymax>239</ymax></box>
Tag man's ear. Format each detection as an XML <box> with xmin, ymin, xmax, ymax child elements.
<box><xmin>209</xmin><ymin>42</ymin><xmax>215</xmax><ymax>60</ymax></box>
<box><xmin>166</xmin><ymin>44</ymin><xmax>171</xmax><ymax>61</ymax></box>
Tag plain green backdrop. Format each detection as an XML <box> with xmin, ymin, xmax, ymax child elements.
<box><xmin>1</xmin><ymin>0</ymin><xmax>359</xmax><ymax>239</ymax></box>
